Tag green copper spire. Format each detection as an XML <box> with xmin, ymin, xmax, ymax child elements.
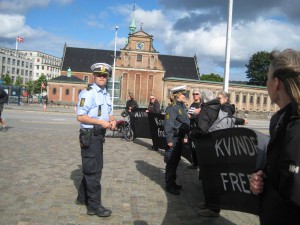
<box><xmin>67</xmin><ymin>67</ymin><xmax>71</xmax><ymax>77</ymax></box>
<box><xmin>129</xmin><ymin>0</ymin><xmax>136</xmax><ymax>34</ymax></box>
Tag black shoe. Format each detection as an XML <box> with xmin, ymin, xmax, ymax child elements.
<box><xmin>75</xmin><ymin>199</ymin><xmax>86</xmax><ymax>206</ymax></box>
<box><xmin>87</xmin><ymin>206</ymin><xmax>112</xmax><ymax>217</ymax></box>
<box><xmin>166</xmin><ymin>186</ymin><xmax>180</xmax><ymax>195</ymax></box>
<box><xmin>174</xmin><ymin>183</ymin><xmax>182</xmax><ymax>190</ymax></box>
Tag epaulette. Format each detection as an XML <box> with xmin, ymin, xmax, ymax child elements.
<box><xmin>86</xmin><ymin>86</ymin><xmax>93</xmax><ymax>91</ymax></box>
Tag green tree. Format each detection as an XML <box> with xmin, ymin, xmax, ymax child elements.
<box><xmin>25</xmin><ymin>80</ymin><xmax>36</xmax><ymax>95</ymax></box>
<box><xmin>245</xmin><ymin>51</ymin><xmax>270</xmax><ymax>86</ymax></box>
<box><xmin>2</xmin><ymin>74</ymin><xmax>13</xmax><ymax>85</ymax></box>
<box><xmin>15</xmin><ymin>76</ymin><xmax>23</xmax><ymax>87</ymax></box>
<box><xmin>34</xmin><ymin>74</ymin><xmax>47</xmax><ymax>94</ymax></box>
<box><xmin>200</xmin><ymin>73</ymin><xmax>224</xmax><ymax>82</ymax></box>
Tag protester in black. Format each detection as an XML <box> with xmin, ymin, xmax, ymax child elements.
<box><xmin>146</xmin><ymin>94</ymin><xmax>160</xmax><ymax>113</ymax></box>
<box><xmin>250</xmin><ymin>49</ymin><xmax>300</xmax><ymax>225</ymax></box>
<box><xmin>125</xmin><ymin>92</ymin><xmax>139</xmax><ymax>113</ymax></box>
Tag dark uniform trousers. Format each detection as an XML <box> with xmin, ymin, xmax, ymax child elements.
<box><xmin>165</xmin><ymin>136</ymin><xmax>183</xmax><ymax>187</ymax></box>
<box><xmin>77</xmin><ymin>131</ymin><xmax>105</xmax><ymax>210</ymax></box>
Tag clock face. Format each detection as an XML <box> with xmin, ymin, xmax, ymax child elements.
<box><xmin>136</xmin><ymin>42</ymin><xmax>144</xmax><ymax>50</ymax></box>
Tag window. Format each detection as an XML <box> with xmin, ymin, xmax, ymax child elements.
<box><xmin>7</xmin><ymin>58</ymin><xmax>11</xmax><ymax>64</ymax></box>
<box><xmin>21</xmin><ymin>61</ymin><xmax>24</xmax><ymax>67</ymax></box>
<box><xmin>17</xmin><ymin>60</ymin><xmax>20</xmax><ymax>66</ymax></box>
<box><xmin>12</xmin><ymin>59</ymin><xmax>15</xmax><ymax>65</ymax></box>
<box><xmin>235</xmin><ymin>95</ymin><xmax>239</xmax><ymax>103</ymax></box>
<box><xmin>263</xmin><ymin>96</ymin><xmax>267</xmax><ymax>104</ymax></box>
<box><xmin>2</xmin><ymin>57</ymin><xmax>5</xmax><ymax>63</ymax></box>
<box><xmin>137</xmin><ymin>54</ymin><xmax>142</xmax><ymax>61</ymax></box>
<box><xmin>52</xmin><ymin>88</ymin><xmax>57</xmax><ymax>95</ymax></box>
<box><xmin>243</xmin><ymin>95</ymin><xmax>246</xmax><ymax>103</ymax></box>
<box><xmin>37</xmin><ymin>65</ymin><xmax>39</xmax><ymax>70</ymax></box>
<box><xmin>84</xmin><ymin>76</ymin><xmax>89</xmax><ymax>82</ymax></box>
<box><xmin>250</xmin><ymin>96</ymin><xmax>253</xmax><ymax>104</ymax></box>
<box><xmin>12</xmin><ymin>68</ymin><xmax>15</xmax><ymax>74</ymax></box>
<box><xmin>65</xmin><ymin>89</ymin><xmax>70</xmax><ymax>95</ymax></box>
<box><xmin>256</xmin><ymin>96</ymin><xmax>261</xmax><ymax>104</ymax></box>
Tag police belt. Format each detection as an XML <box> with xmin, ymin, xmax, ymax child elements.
<box><xmin>80</xmin><ymin>126</ymin><xmax>106</xmax><ymax>136</ymax></box>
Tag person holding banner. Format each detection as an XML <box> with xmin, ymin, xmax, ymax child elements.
<box><xmin>146</xmin><ymin>94</ymin><xmax>160</xmax><ymax>113</ymax></box>
<box><xmin>190</xmin><ymin>90</ymin><xmax>247</xmax><ymax>217</ymax></box>
<box><xmin>250</xmin><ymin>49</ymin><xmax>300</xmax><ymax>225</ymax></box>
<box><xmin>125</xmin><ymin>92</ymin><xmax>139</xmax><ymax>113</ymax></box>
<box><xmin>187</xmin><ymin>88</ymin><xmax>202</xmax><ymax>169</ymax></box>
<box><xmin>164</xmin><ymin>85</ymin><xmax>190</xmax><ymax>195</ymax></box>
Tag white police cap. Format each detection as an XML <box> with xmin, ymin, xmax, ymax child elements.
<box><xmin>171</xmin><ymin>85</ymin><xmax>186</xmax><ymax>94</ymax></box>
<box><xmin>90</xmin><ymin>63</ymin><xmax>112</xmax><ymax>76</ymax></box>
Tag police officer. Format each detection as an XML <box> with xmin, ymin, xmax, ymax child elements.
<box><xmin>76</xmin><ymin>62</ymin><xmax>116</xmax><ymax>217</ymax></box>
<box><xmin>164</xmin><ymin>85</ymin><xmax>190</xmax><ymax>195</ymax></box>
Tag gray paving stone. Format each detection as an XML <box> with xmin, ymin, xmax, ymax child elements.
<box><xmin>0</xmin><ymin>107</ymin><xmax>260</xmax><ymax>225</ymax></box>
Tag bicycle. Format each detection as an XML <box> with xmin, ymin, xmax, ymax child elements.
<box><xmin>111</xmin><ymin>110</ymin><xmax>134</xmax><ymax>141</ymax></box>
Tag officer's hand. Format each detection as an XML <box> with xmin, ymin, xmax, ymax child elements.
<box><xmin>109</xmin><ymin>120</ymin><xmax>117</xmax><ymax>130</ymax></box>
<box><xmin>101</xmin><ymin>121</ymin><xmax>111</xmax><ymax>129</ymax></box>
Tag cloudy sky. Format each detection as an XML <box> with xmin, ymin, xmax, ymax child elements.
<box><xmin>0</xmin><ymin>0</ymin><xmax>299</xmax><ymax>81</ymax></box>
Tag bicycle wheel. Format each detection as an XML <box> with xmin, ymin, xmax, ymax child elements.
<box><xmin>123</xmin><ymin>127</ymin><xmax>134</xmax><ymax>141</ymax></box>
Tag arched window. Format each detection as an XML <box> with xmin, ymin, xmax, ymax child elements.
<box><xmin>52</xmin><ymin>88</ymin><xmax>57</xmax><ymax>95</ymax></box>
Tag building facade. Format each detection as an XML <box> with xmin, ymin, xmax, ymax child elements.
<box><xmin>0</xmin><ymin>47</ymin><xmax>34</xmax><ymax>84</ymax></box>
<box><xmin>18</xmin><ymin>50</ymin><xmax>61</xmax><ymax>81</ymax></box>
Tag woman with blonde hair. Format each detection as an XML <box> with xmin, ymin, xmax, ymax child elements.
<box><xmin>250</xmin><ymin>49</ymin><xmax>300</xmax><ymax>225</ymax></box>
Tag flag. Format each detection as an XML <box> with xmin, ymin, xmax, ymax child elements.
<box><xmin>17</xmin><ymin>36</ymin><xmax>24</xmax><ymax>42</ymax></box>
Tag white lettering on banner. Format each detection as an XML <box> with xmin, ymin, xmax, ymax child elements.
<box><xmin>220</xmin><ymin>173</ymin><xmax>252</xmax><ymax>194</ymax></box>
<box><xmin>289</xmin><ymin>165</ymin><xmax>299</xmax><ymax>174</ymax></box>
<box><xmin>158</xmin><ymin>128</ymin><xmax>165</xmax><ymax>137</ymax></box>
<box><xmin>215</xmin><ymin>136</ymin><xmax>257</xmax><ymax>157</ymax></box>
<box><xmin>134</xmin><ymin>111</ymin><xmax>148</xmax><ymax>117</ymax></box>
<box><xmin>154</xmin><ymin>117</ymin><xmax>164</xmax><ymax>126</ymax></box>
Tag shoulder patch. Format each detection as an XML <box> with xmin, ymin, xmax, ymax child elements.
<box><xmin>80</xmin><ymin>98</ymin><xmax>85</xmax><ymax>107</ymax></box>
<box><xmin>178</xmin><ymin>108</ymin><xmax>182</xmax><ymax>115</ymax></box>
<box><xmin>86</xmin><ymin>86</ymin><xmax>93</xmax><ymax>91</ymax></box>
<box><xmin>166</xmin><ymin>113</ymin><xmax>170</xmax><ymax>120</ymax></box>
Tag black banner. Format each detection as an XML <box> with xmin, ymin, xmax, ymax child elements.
<box><xmin>148</xmin><ymin>113</ymin><xmax>168</xmax><ymax>150</ymax></box>
<box><xmin>130</xmin><ymin>108</ymin><xmax>152</xmax><ymax>139</ymax></box>
<box><xmin>192</xmin><ymin>127</ymin><xmax>269</xmax><ymax>215</ymax></box>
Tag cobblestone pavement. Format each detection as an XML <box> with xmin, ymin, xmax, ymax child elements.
<box><xmin>0</xmin><ymin>106</ymin><xmax>260</xmax><ymax>225</ymax></box>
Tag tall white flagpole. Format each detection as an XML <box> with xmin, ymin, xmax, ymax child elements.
<box><xmin>223</xmin><ymin>0</ymin><xmax>233</xmax><ymax>92</ymax></box>
<box><xmin>111</xmin><ymin>26</ymin><xmax>118</xmax><ymax>112</ymax></box>
<box><xmin>15</xmin><ymin>37</ymin><xmax>18</xmax><ymax>52</ymax></box>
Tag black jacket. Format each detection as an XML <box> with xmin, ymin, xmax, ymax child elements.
<box><xmin>126</xmin><ymin>99</ymin><xmax>139</xmax><ymax>112</ymax></box>
<box><xmin>190</xmin><ymin>99</ymin><xmax>245</xmax><ymax>137</ymax></box>
<box><xmin>260</xmin><ymin>103</ymin><xmax>300</xmax><ymax>225</ymax></box>
<box><xmin>148</xmin><ymin>99</ymin><xmax>160</xmax><ymax>113</ymax></box>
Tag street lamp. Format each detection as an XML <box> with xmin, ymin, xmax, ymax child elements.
<box><xmin>111</xmin><ymin>25</ymin><xmax>118</xmax><ymax>111</ymax></box>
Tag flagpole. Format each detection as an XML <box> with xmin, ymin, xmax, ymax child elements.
<box><xmin>15</xmin><ymin>37</ymin><xmax>18</xmax><ymax>53</ymax></box>
<box><xmin>111</xmin><ymin>25</ymin><xmax>118</xmax><ymax>112</ymax></box>
<box><xmin>223</xmin><ymin>0</ymin><xmax>233</xmax><ymax>92</ymax></box>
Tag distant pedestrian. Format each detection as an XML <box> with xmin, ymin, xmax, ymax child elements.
<box><xmin>76</xmin><ymin>62</ymin><xmax>116</xmax><ymax>217</ymax></box>
<box><xmin>0</xmin><ymin>86</ymin><xmax>8</xmax><ymax>132</ymax></box>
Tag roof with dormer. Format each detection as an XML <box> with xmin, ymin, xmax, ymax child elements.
<box><xmin>61</xmin><ymin>47</ymin><xmax>199</xmax><ymax>80</ymax></box>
